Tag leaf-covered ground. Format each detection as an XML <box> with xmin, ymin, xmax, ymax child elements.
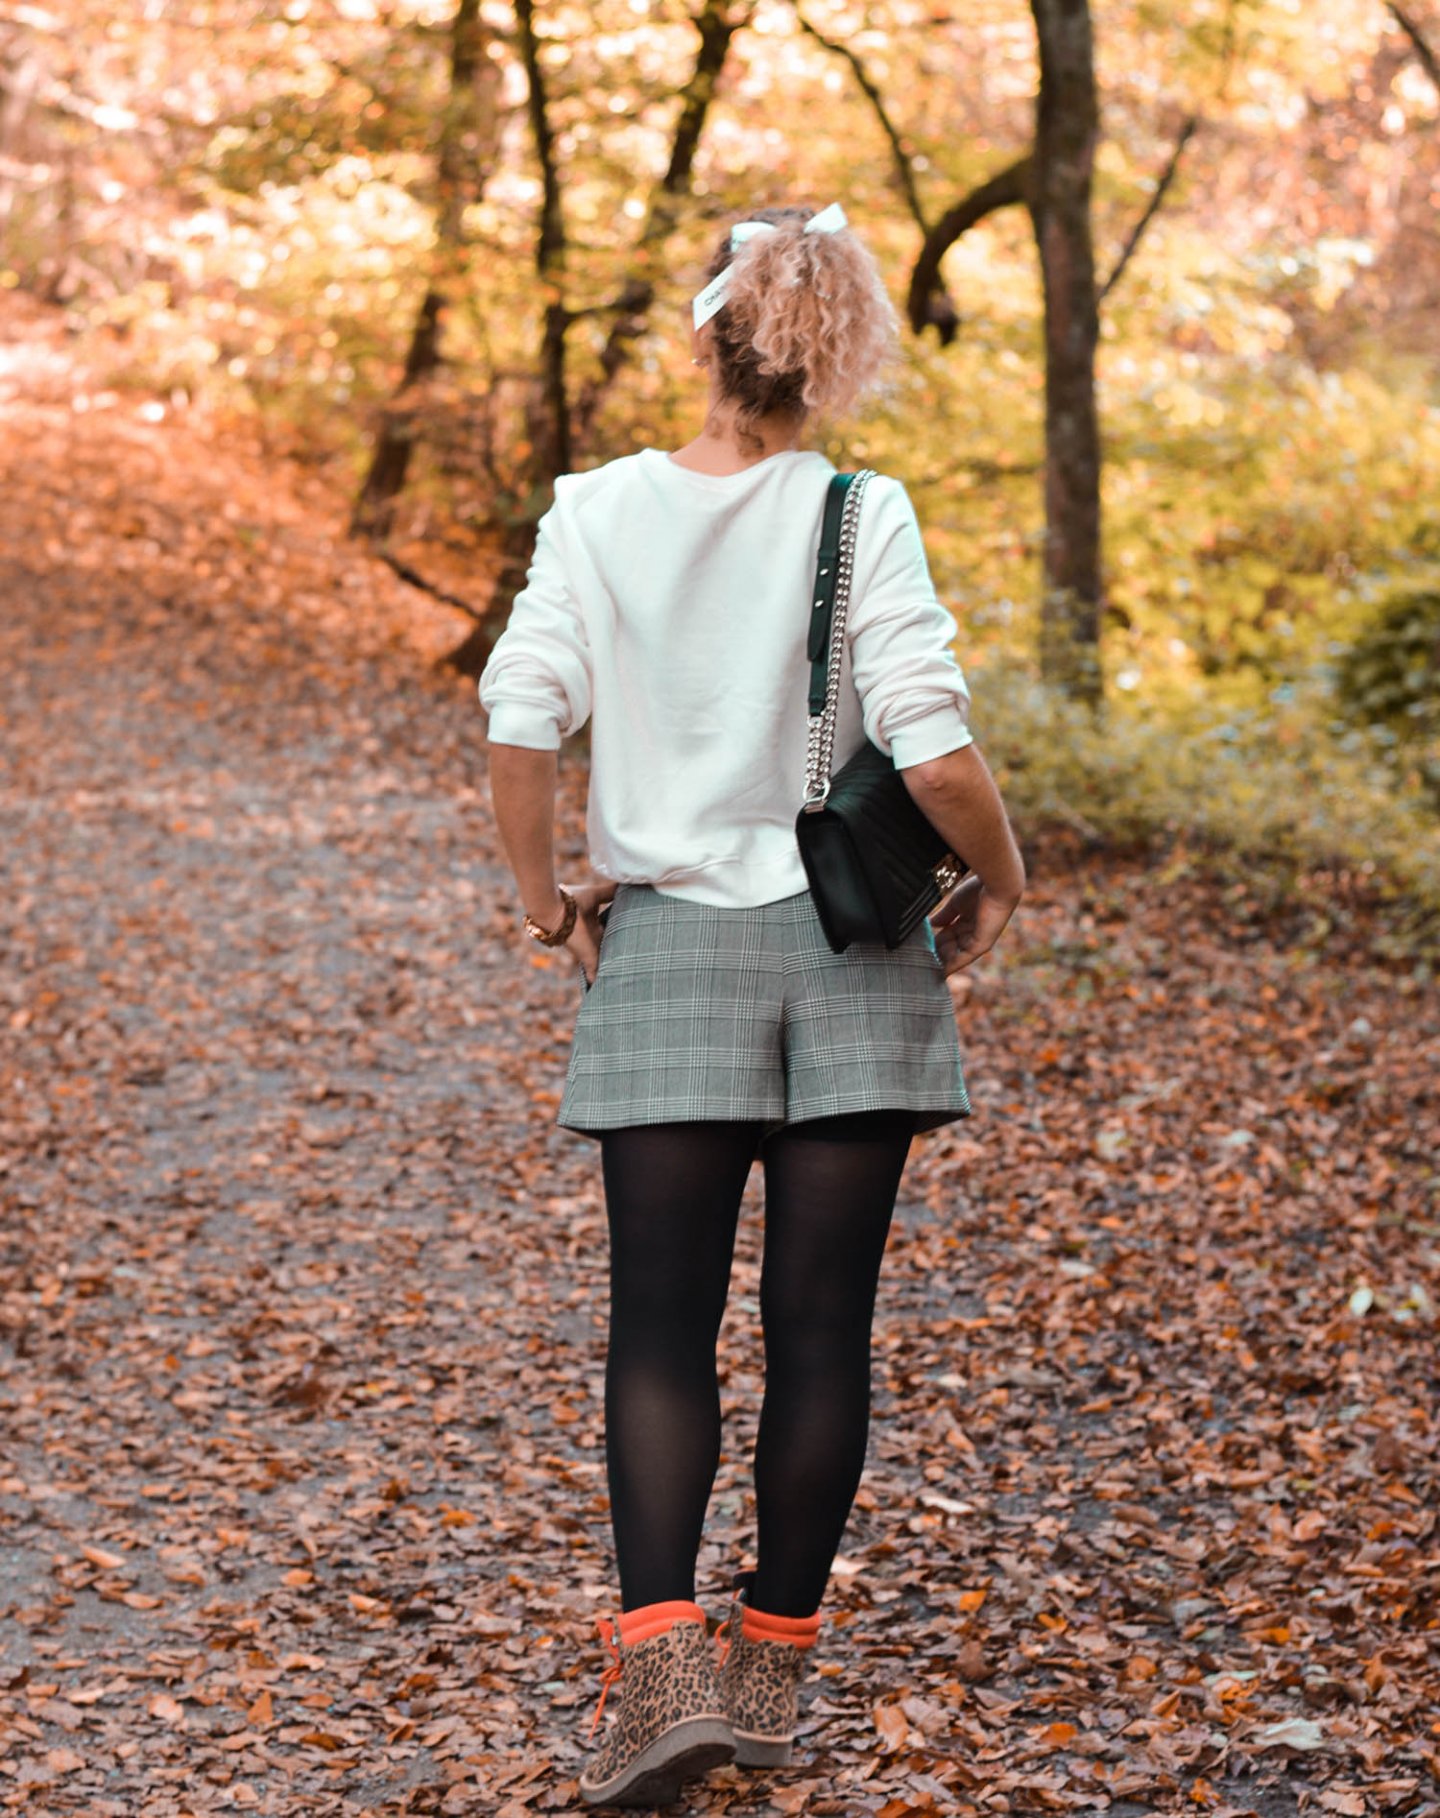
<box><xmin>1</xmin><ymin>297</ymin><xmax>1437</xmax><ymax>1817</ymax></box>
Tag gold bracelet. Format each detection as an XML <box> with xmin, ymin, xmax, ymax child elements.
<box><xmin>523</xmin><ymin>888</ymin><xmax>577</xmax><ymax>947</ymax></box>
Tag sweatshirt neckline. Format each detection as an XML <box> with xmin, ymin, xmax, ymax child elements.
<box><xmin>642</xmin><ymin>447</ymin><xmax>831</xmax><ymax>487</ymax></box>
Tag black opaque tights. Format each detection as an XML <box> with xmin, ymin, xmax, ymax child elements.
<box><xmin>598</xmin><ymin>1112</ymin><xmax>913</xmax><ymax>1619</ymax></box>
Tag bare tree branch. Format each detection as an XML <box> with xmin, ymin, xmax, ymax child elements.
<box><xmin>1097</xmin><ymin>113</ymin><xmax>1199</xmax><ymax>305</ymax></box>
<box><xmin>794</xmin><ymin>10</ymin><xmax>928</xmax><ymax>233</ymax></box>
<box><xmin>907</xmin><ymin>155</ymin><xmax>1035</xmax><ymax>342</ymax></box>
<box><xmin>791</xmin><ymin>8</ymin><xmax>962</xmax><ymax>335</ymax></box>
<box><xmin>1389</xmin><ymin>3</ymin><xmax>1440</xmax><ymax>91</ymax></box>
<box><xmin>570</xmin><ymin>0</ymin><xmax>756</xmax><ymax>441</ymax></box>
<box><xmin>374</xmin><ymin>547</ymin><xmax>484</xmax><ymax>619</ymax></box>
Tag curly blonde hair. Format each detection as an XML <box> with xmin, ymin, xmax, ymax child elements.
<box><xmin>699</xmin><ymin>205</ymin><xmax>900</xmax><ymax>451</ymax></box>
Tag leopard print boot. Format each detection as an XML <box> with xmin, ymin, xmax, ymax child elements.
<box><xmin>713</xmin><ymin>1570</ymin><xmax>823</xmax><ymax>1767</ymax></box>
<box><xmin>579</xmin><ymin>1598</ymin><xmax>735</xmax><ymax>1807</ymax></box>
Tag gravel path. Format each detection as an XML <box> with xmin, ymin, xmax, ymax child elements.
<box><xmin>2</xmin><ymin>336</ymin><xmax>1436</xmax><ymax>1817</ymax></box>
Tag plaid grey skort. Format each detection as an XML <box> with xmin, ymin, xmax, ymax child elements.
<box><xmin>557</xmin><ymin>883</ymin><xmax>971</xmax><ymax>1138</ymax></box>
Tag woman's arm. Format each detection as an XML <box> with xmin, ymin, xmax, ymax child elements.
<box><xmin>488</xmin><ymin>743</ymin><xmax>613</xmax><ymax>982</ymax></box>
<box><xmin>900</xmin><ymin>741</ymin><xmax>1025</xmax><ymax>974</ymax></box>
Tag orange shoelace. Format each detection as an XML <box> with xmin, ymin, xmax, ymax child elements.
<box><xmin>713</xmin><ymin>1600</ymin><xmax>739</xmax><ymax>1670</ymax></box>
<box><xmin>588</xmin><ymin>1616</ymin><xmax>624</xmax><ymax>1738</ymax></box>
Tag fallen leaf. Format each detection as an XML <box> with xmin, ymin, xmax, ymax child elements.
<box><xmin>1255</xmin><ymin>1716</ymin><xmax>1325</xmax><ymax>1751</ymax></box>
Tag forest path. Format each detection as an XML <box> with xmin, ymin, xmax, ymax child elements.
<box><xmin>1</xmin><ymin>295</ymin><xmax>1436</xmax><ymax>1816</ymax></box>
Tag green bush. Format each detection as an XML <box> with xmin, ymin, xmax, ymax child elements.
<box><xmin>1333</xmin><ymin>583</ymin><xmax>1440</xmax><ymax>806</ymax></box>
<box><xmin>970</xmin><ymin>657</ymin><xmax>1440</xmax><ymax>952</ymax></box>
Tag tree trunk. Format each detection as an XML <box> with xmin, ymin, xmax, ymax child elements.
<box><xmin>517</xmin><ymin>0</ymin><xmax>571</xmax><ymax>482</ymax></box>
<box><xmin>1030</xmin><ymin>0</ymin><xmax>1103</xmax><ymax>706</ymax></box>
<box><xmin>351</xmin><ymin>0</ymin><xmax>495</xmax><ymax>539</ymax></box>
<box><xmin>0</xmin><ymin>48</ymin><xmax>43</xmax><ymax>250</ymax></box>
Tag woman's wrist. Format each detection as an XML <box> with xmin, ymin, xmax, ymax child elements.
<box><xmin>522</xmin><ymin>888</ymin><xmax>576</xmax><ymax>945</ymax></box>
<box><xmin>525</xmin><ymin>890</ymin><xmax>568</xmax><ymax>928</ymax></box>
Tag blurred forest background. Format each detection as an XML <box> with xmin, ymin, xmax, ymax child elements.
<box><xmin>4</xmin><ymin>0</ymin><xmax>1439</xmax><ymax>945</ymax></box>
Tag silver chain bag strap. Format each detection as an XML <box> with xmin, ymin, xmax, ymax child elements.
<box><xmin>794</xmin><ymin>469</ymin><xmax>966</xmax><ymax>953</ymax></box>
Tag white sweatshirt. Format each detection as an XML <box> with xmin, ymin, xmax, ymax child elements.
<box><xmin>478</xmin><ymin>446</ymin><xmax>974</xmax><ymax>909</ymax></box>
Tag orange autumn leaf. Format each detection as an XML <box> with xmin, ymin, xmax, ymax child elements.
<box><xmin>873</xmin><ymin>1701</ymin><xmax>910</xmax><ymax>1751</ymax></box>
<box><xmin>81</xmin><ymin>1544</ymin><xmax>126</xmax><ymax>1570</ymax></box>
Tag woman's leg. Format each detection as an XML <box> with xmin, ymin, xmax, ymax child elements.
<box><xmin>748</xmin><ymin>1110</ymin><xmax>914</xmax><ymax>1617</ymax></box>
<box><xmin>599</xmin><ymin>1119</ymin><xmax>762</xmax><ymax>1612</ymax></box>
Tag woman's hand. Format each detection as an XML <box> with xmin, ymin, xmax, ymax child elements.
<box><xmin>929</xmin><ymin>874</ymin><xmax>1019</xmax><ymax>977</ymax></box>
<box><xmin>565</xmin><ymin>878</ymin><xmax>617</xmax><ymax>986</ymax></box>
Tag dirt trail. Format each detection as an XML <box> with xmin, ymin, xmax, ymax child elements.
<box><xmin>1</xmin><ymin>296</ymin><xmax>1436</xmax><ymax>1815</ymax></box>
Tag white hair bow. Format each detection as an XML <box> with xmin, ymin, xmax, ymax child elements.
<box><xmin>691</xmin><ymin>202</ymin><xmax>849</xmax><ymax>330</ymax></box>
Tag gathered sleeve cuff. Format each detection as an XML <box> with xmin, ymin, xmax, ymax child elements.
<box><xmin>846</xmin><ymin>476</ymin><xmax>975</xmax><ymax>765</ymax></box>
<box><xmin>481</xmin><ymin>699</ymin><xmax>565</xmax><ymax>751</ymax></box>
<box><xmin>477</xmin><ymin>493</ymin><xmax>593</xmax><ymax>749</ymax></box>
<box><xmin>888</xmin><ymin>702</ymin><xmax>974</xmax><ymax>768</ymax></box>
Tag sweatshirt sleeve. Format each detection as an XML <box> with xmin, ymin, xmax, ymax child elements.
<box><xmin>845</xmin><ymin>476</ymin><xmax>974</xmax><ymax>768</ymax></box>
<box><xmin>477</xmin><ymin>492</ymin><xmax>593</xmax><ymax>750</ymax></box>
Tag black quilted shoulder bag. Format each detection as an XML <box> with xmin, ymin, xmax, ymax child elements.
<box><xmin>794</xmin><ymin>469</ymin><xmax>967</xmax><ymax>953</ymax></box>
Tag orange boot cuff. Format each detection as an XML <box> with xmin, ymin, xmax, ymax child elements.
<box><xmin>741</xmin><ymin>1603</ymin><xmax>822</xmax><ymax>1650</ymax></box>
<box><xmin>617</xmin><ymin>1598</ymin><xmax>707</xmax><ymax>1647</ymax></box>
